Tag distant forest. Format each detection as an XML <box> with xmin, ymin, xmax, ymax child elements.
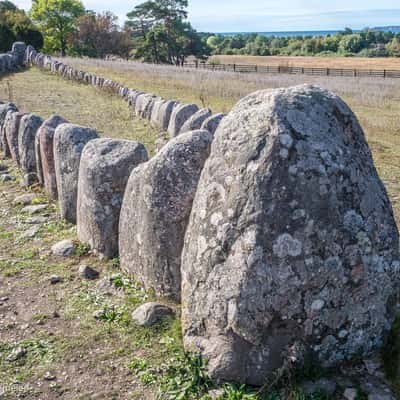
<box><xmin>205</xmin><ymin>28</ymin><xmax>400</xmax><ymax>58</ymax></box>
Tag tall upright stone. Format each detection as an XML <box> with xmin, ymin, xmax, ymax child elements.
<box><xmin>18</xmin><ymin>114</ymin><xmax>43</xmax><ymax>173</ymax></box>
<box><xmin>168</xmin><ymin>103</ymin><xmax>199</xmax><ymax>138</ymax></box>
<box><xmin>0</xmin><ymin>103</ymin><xmax>17</xmax><ymax>156</ymax></box>
<box><xmin>119</xmin><ymin>130</ymin><xmax>213</xmax><ymax>300</ymax></box>
<box><xmin>77</xmin><ymin>139</ymin><xmax>148</xmax><ymax>258</ymax></box>
<box><xmin>201</xmin><ymin>113</ymin><xmax>226</xmax><ymax>136</ymax></box>
<box><xmin>11</xmin><ymin>42</ymin><xmax>27</xmax><ymax>66</ymax></box>
<box><xmin>181</xmin><ymin>85</ymin><xmax>400</xmax><ymax>385</ymax></box>
<box><xmin>54</xmin><ymin>124</ymin><xmax>99</xmax><ymax>224</ymax></box>
<box><xmin>179</xmin><ymin>108</ymin><xmax>212</xmax><ymax>134</ymax></box>
<box><xmin>37</xmin><ymin>115</ymin><xmax>68</xmax><ymax>199</ymax></box>
<box><xmin>5</xmin><ymin>111</ymin><xmax>26</xmax><ymax>165</ymax></box>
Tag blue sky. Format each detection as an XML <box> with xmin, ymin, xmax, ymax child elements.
<box><xmin>12</xmin><ymin>0</ymin><xmax>400</xmax><ymax>32</ymax></box>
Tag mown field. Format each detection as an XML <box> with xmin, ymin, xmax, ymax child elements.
<box><xmin>210</xmin><ymin>54</ymin><xmax>400</xmax><ymax>70</ymax></box>
<box><xmin>1</xmin><ymin>62</ymin><xmax>400</xmax><ymax>399</ymax></box>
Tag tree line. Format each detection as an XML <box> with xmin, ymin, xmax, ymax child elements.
<box><xmin>206</xmin><ymin>29</ymin><xmax>400</xmax><ymax>58</ymax></box>
<box><xmin>1</xmin><ymin>0</ymin><xmax>400</xmax><ymax>64</ymax></box>
<box><xmin>0</xmin><ymin>0</ymin><xmax>210</xmax><ymax>62</ymax></box>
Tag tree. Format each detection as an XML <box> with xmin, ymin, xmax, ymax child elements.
<box><xmin>30</xmin><ymin>0</ymin><xmax>85</xmax><ymax>56</ymax></box>
<box><xmin>0</xmin><ymin>0</ymin><xmax>43</xmax><ymax>50</ymax></box>
<box><xmin>69</xmin><ymin>11</ymin><xmax>132</xmax><ymax>58</ymax></box>
<box><xmin>126</xmin><ymin>0</ymin><xmax>209</xmax><ymax>64</ymax></box>
<box><xmin>0</xmin><ymin>22</ymin><xmax>14</xmax><ymax>51</ymax></box>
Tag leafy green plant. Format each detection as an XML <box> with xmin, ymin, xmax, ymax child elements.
<box><xmin>75</xmin><ymin>242</ymin><xmax>90</xmax><ymax>257</ymax></box>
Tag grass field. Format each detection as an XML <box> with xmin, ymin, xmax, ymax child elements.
<box><xmin>211</xmin><ymin>54</ymin><xmax>400</xmax><ymax>70</ymax></box>
<box><xmin>1</xmin><ymin>62</ymin><xmax>400</xmax><ymax>398</ymax></box>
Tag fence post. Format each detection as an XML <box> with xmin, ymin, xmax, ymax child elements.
<box><xmin>233</xmin><ymin>64</ymin><xmax>236</xmax><ymax>72</ymax></box>
<box><xmin>255</xmin><ymin>65</ymin><xmax>258</xmax><ymax>73</ymax></box>
<box><xmin>195</xmin><ymin>60</ymin><xmax>198</xmax><ymax>69</ymax></box>
<box><xmin>327</xmin><ymin>68</ymin><xmax>329</xmax><ymax>76</ymax></box>
<box><xmin>384</xmin><ymin>69</ymin><xmax>386</xmax><ymax>78</ymax></box>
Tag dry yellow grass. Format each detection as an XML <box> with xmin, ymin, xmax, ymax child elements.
<box><xmin>0</xmin><ymin>69</ymin><xmax>159</xmax><ymax>155</ymax></box>
<box><xmin>211</xmin><ymin>55</ymin><xmax>400</xmax><ymax>70</ymax></box>
<box><xmin>1</xmin><ymin>63</ymin><xmax>399</xmax><ymax>226</ymax></box>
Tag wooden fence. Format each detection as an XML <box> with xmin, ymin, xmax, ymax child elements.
<box><xmin>182</xmin><ymin>61</ymin><xmax>400</xmax><ymax>79</ymax></box>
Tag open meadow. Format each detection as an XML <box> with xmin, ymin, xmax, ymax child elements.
<box><xmin>1</xmin><ymin>60</ymin><xmax>400</xmax><ymax>398</ymax></box>
<box><xmin>2</xmin><ymin>60</ymin><xmax>400</xmax><ymax>225</ymax></box>
<box><xmin>210</xmin><ymin>54</ymin><xmax>400</xmax><ymax>70</ymax></box>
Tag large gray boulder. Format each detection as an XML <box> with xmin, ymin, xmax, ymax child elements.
<box><xmin>167</xmin><ymin>103</ymin><xmax>199</xmax><ymax>138</ymax></box>
<box><xmin>180</xmin><ymin>108</ymin><xmax>212</xmax><ymax>134</ymax></box>
<box><xmin>54</xmin><ymin>124</ymin><xmax>99</xmax><ymax>224</ymax></box>
<box><xmin>181</xmin><ymin>85</ymin><xmax>400</xmax><ymax>385</ymax></box>
<box><xmin>5</xmin><ymin>111</ymin><xmax>26</xmax><ymax>166</ymax></box>
<box><xmin>37</xmin><ymin>115</ymin><xmax>68</xmax><ymax>199</ymax></box>
<box><xmin>18</xmin><ymin>114</ymin><xmax>43</xmax><ymax>173</ymax></box>
<box><xmin>0</xmin><ymin>103</ymin><xmax>17</xmax><ymax>156</ymax></box>
<box><xmin>77</xmin><ymin>139</ymin><xmax>148</xmax><ymax>259</ymax></box>
<box><xmin>119</xmin><ymin>130</ymin><xmax>212</xmax><ymax>300</ymax></box>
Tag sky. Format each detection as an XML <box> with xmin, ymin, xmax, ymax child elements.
<box><xmin>11</xmin><ymin>0</ymin><xmax>400</xmax><ymax>32</ymax></box>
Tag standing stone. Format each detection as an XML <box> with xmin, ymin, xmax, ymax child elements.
<box><xmin>18</xmin><ymin>114</ymin><xmax>43</xmax><ymax>173</ymax></box>
<box><xmin>0</xmin><ymin>103</ymin><xmax>18</xmax><ymax>156</ymax></box>
<box><xmin>37</xmin><ymin>115</ymin><xmax>68</xmax><ymax>199</ymax></box>
<box><xmin>77</xmin><ymin>139</ymin><xmax>148</xmax><ymax>258</ymax></box>
<box><xmin>120</xmin><ymin>130</ymin><xmax>212</xmax><ymax>300</ymax></box>
<box><xmin>5</xmin><ymin>111</ymin><xmax>26</xmax><ymax>165</ymax></box>
<box><xmin>54</xmin><ymin>124</ymin><xmax>99</xmax><ymax>224</ymax></box>
<box><xmin>167</xmin><ymin>103</ymin><xmax>199</xmax><ymax>138</ymax></box>
<box><xmin>201</xmin><ymin>113</ymin><xmax>226</xmax><ymax>136</ymax></box>
<box><xmin>181</xmin><ymin>85</ymin><xmax>400</xmax><ymax>385</ymax></box>
<box><xmin>156</xmin><ymin>100</ymin><xmax>178</xmax><ymax>131</ymax></box>
<box><xmin>11</xmin><ymin>42</ymin><xmax>27</xmax><ymax>66</ymax></box>
<box><xmin>180</xmin><ymin>108</ymin><xmax>212</xmax><ymax>134</ymax></box>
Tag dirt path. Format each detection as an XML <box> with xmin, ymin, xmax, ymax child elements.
<box><xmin>0</xmin><ymin>159</ymin><xmax>176</xmax><ymax>400</ymax></box>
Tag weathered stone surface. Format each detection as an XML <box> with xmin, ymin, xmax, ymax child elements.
<box><xmin>135</xmin><ymin>93</ymin><xmax>157</xmax><ymax>119</ymax></box>
<box><xmin>201</xmin><ymin>113</ymin><xmax>226</xmax><ymax>135</ymax></box>
<box><xmin>21</xmin><ymin>204</ymin><xmax>47</xmax><ymax>214</ymax></box>
<box><xmin>156</xmin><ymin>100</ymin><xmax>178</xmax><ymax>131</ymax></box>
<box><xmin>13</xmin><ymin>193</ymin><xmax>38</xmax><ymax>205</ymax></box>
<box><xmin>167</xmin><ymin>103</ymin><xmax>199</xmax><ymax>138</ymax></box>
<box><xmin>21</xmin><ymin>174</ymin><xmax>37</xmax><ymax>194</ymax></box>
<box><xmin>131</xmin><ymin>302</ymin><xmax>174</xmax><ymax>327</ymax></box>
<box><xmin>4</xmin><ymin>111</ymin><xmax>26</xmax><ymax>165</ymax></box>
<box><xmin>181</xmin><ymin>85</ymin><xmax>400</xmax><ymax>385</ymax></box>
<box><xmin>18</xmin><ymin>114</ymin><xmax>43</xmax><ymax>173</ymax></box>
<box><xmin>51</xmin><ymin>239</ymin><xmax>76</xmax><ymax>257</ymax></box>
<box><xmin>54</xmin><ymin>124</ymin><xmax>98</xmax><ymax>224</ymax></box>
<box><xmin>120</xmin><ymin>130</ymin><xmax>212</xmax><ymax>299</ymax></box>
<box><xmin>37</xmin><ymin>115</ymin><xmax>68</xmax><ymax>199</ymax></box>
<box><xmin>11</xmin><ymin>42</ymin><xmax>27</xmax><ymax>65</ymax></box>
<box><xmin>77</xmin><ymin>138</ymin><xmax>148</xmax><ymax>258</ymax></box>
<box><xmin>180</xmin><ymin>108</ymin><xmax>212</xmax><ymax>134</ymax></box>
<box><xmin>0</xmin><ymin>103</ymin><xmax>17</xmax><ymax>156</ymax></box>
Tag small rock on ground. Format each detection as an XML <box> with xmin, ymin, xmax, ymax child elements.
<box><xmin>19</xmin><ymin>225</ymin><xmax>39</xmax><ymax>239</ymax></box>
<box><xmin>13</xmin><ymin>193</ymin><xmax>38</xmax><ymax>205</ymax></box>
<box><xmin>51</xmin><ymin>240</ymin><xmax>75</xmax><ymax>257</ymax></box>
<box><xmin>49</xmin><ymin>275</ymin><xmax>62</xmax><ymax>284</ymax></box>
<box><xmin>79</xmin><ymin>265</ymin><xmax>99</xmax><ymax>280</ymax></box>
<box><xmin>21</xmin><ymin>204</ymin><xmax>47</xmax><ymax>214</ymax></box>
<box><xmin>0</xmin><ymin>174</ymin><xmax>16</xmax><ymax>182</ymax></box>
<box><xmin>131</xmin><ymin>302</ymin><xmax>174</xmax><ymax>327</ymax></box>
<box><xmin>6</xmin><ymin>347</ymin><xmax>27</xmax><ymax>362</ymax></box>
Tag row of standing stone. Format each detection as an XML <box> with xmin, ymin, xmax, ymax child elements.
<box><xmin>23</xmin><ymin>43</ymin><xmax>226</xmax><ymax>140</ymax></box>
<box><xmin>0</xmin><ymin>95</ymin><xmax>213</xmax><ymax>301</ymax></box>
<box><xmin>2</xmin><ymin>43</ymin><xmax>400</xmax><ymax>391</ymax></box>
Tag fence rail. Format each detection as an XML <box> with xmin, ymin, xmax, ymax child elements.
<box><xmin>181</xmin><ymin>61</ymin><xmax>400</xmax><ymax>79</ymax></box>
